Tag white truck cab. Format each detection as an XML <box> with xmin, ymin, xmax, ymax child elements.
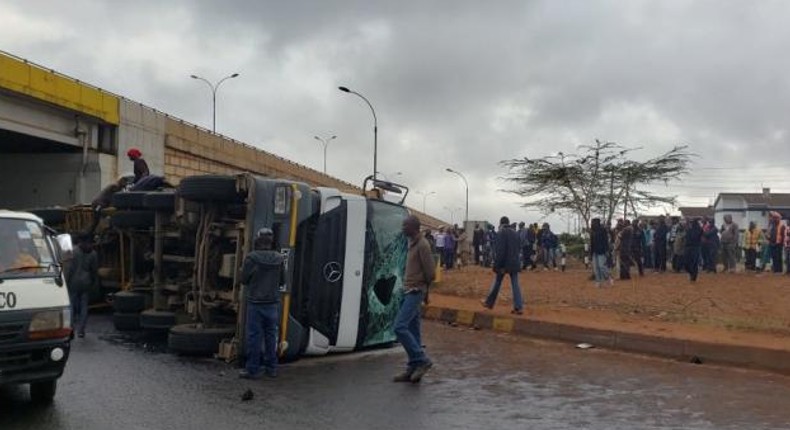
<box><xmin>0</xmin><ymin>210</ymin><xmax>73</xmax><ymax>404</ymax></box>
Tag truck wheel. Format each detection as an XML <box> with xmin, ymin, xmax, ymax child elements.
<box><xmin>168</xmin><ymin>324</ymin><xmax>236</xmax><ymax>356</ymax></box>
<box><xmin>110</xmin><ymin>211</ymin><xmax>155</xmax><ymax>229</ymax></box>
<box><xmin>113</xmin><ymin>312</ymin><xmax>142</xmax><ymax>331</ymax></box>
<box><xmin>140</xmin><ymin>309</ymin><xmax>177</xmax><ymax>330</ymax></box>
<box><xmin>28</xmin><ymin>208</ymin><xmax>67</xmax><ymax>226</ymax></box>
<box><xmin>143</xmin><ymin>192</ymin><xmax>176</xmax><ymax>211</ymax></box>
<box><xmin>111</xmin><ymin>191</ymin><xmax>148</xmax><ymax>209</ymax></box>
<box><xmin>112</xmin><ymin>291</ymin><xmax>147</xmax><ymax>313</ymax></box>
<box><xmin>30</xmin><ymin>379</ymin><xmax>57</xmax><ymax>404</ymax></box>
<box><xmin>178</xmin><ymin>175</ymin><xmax>244</xmax><ymax>203</ymax></box>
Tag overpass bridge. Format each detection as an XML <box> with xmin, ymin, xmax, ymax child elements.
<box><xmin>0</xmin><ymin>50</ymin><xmax>446</xmax><ymax>230</ymax></box>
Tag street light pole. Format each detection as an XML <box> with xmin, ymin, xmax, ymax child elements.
<box><xmin>444</xmin><ymin>206</ymin><xmax>461</xmax><ymax>224</ymax></box>
<box><xmin>338</xmin><ymin>86</ymin><xmax>378</xmax><ymax>182</ymax></box>
<box><xmin>415</xmin><ymin>190</ymin><xmax>436</xmax><ymax>213</ymax></box>
<box><xmin>446</xmin><ymin>168</ymin><xmax>469</xmax><ymax>223</ymax></box>
<box><xmin>190</xmin><ymin>73</ymin><xmax>240</xmax><ymax>133</ymax></box>
<box><xmin>313</xmin><ymin>135</ymin><xmax>337</xmax><ymax>174</ymax></box>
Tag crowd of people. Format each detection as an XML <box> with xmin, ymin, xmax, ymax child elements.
<box><xmin>422</xmin><ymin>221</ymin><xmax>567</xmax><ymax>272</ymax></box>
<box><xmin>588</xmin><ymin>211</ymin><xmax>790</xmax><ymax>286</ymax></box>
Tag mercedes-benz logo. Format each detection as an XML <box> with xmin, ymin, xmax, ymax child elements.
<box><xmin>323</xmin><ymin>261</ymin><xmax>343</xmax><ymax>283</ymax></box>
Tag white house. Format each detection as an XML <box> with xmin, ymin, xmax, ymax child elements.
<box><xmin>713</xmin><ymin>188</ymin><xmax>790</xmax><ymax>229</ymax></box>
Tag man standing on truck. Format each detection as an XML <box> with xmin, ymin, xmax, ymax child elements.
<box><xmin>393</xmin><ymin>215</ymin><xmax>435</xmax><ymax>383</ymax></box>
<box><xmin>66</xmin><ymin>235</ymin><xmax>99</xmax><ymax>338</ymax></box>
<box><xmin>239</xmin><ymin>228</ymin><xmax>284</xmax><ymax>379</ymax></box>
<box><xmin>126</xmin><ymin>148</ymin><xmax>150</xmax><ymax>184</ymax></box>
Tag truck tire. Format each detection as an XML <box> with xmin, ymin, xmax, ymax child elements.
<box><xmin>110</xmin><ymin>211</ymin><xmax>155</xmax><ymax>229</ymax></box>
<box><xmin>143</xmin><ymin>192</ymin><xmax>176</xmax><ymax>211</ymax></box>
<box><xmin>140</xmin><ymin>309</ymin><xmax>177</xmax><ymax>330</ymax></box>
<box><xmin>113</xmin><ymin>312</ymin><xmax>141</xmax><ymax>331</ymax></box>
<box><xmin>112</xmin><ymin>291</ymin><xmax>147</xmax><ymax>313</ymax></box>
<box><xmin>178</xmin><ymin>175</ymin><xmax>243</xmax><ymax>203</ymax></box>
<box><xmin>168</xmin><ymin>324</ymin><xmax>235</xmax><ymax>356</ymax></box>
<box><xmin>111</xmin><ymin>192</ymin><xmax>148</xmax><ymax>209</ymax></box>
<box><xmin>28</xmin><ymin>208</ymin><xmax>67</xmax><ymax>226</ymax></box>
<box><xmin>30</xmin><ymin>379</ymin><xmax>57</xmax><ymax>404</ymax></box>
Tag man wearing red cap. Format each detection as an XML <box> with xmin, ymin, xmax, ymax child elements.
<box><xmin>127</xmin><ymin>148</ymin><xmax>149</xmax><ymax>184</ymax></box>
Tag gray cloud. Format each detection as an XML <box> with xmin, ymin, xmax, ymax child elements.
<box><xmin>3</xmin><ymin>0</ymin><xmax>790</xmax><ymax>228</ymax></box>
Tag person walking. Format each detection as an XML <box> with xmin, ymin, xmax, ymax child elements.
<box><xmin>719</xmin><ymin>214</ymin><xmax>739</xmax><ymax>273</ymax></box>
<box><xmin>434</xmin><ymin>227</ymin><xmax>446</xmax><ymax>268</ymax></box>
<box><xmin>239</xmin><ymin>228</ymin><xmax>284</xmax><ymax>379</ymax></box>
<box><xmin>444</xmin><ymin>227</ymin><xmax>457</xmax><ymax>270</ymax></box>
<box><xmin>685</xmin><ymin>218</ymin><xmax>703</xmax><ymax>282</ymax></box>
<box><xmin>701</xmin><ymin>218</ymin><xmax>719</xmax><ymax>273</ymax></box>
<box><xmin>672</xmin><ymin>220</ymin><xmax>686</xmax><ymax>273</ymax></box>
<box><xmin>590</xmin><ymin>218</ymin><xmax>613</xmax><ymax>288</ymax></box>
<box><xmin>393</xmin><ymin>215</ymin><xmax>436</xmax><ymax>383</ymax></box>
<box><xmin>482</xmin><ymin>216</ymin><xmax>524</xmax><ymax>314</ymax></box>
<box><xmin>631</xmin><ymin>221</ymin><xmax>646</xmax><ymax>277</ymax></box>
<box><xmin>66</xmin><ymin>235</ymin><xmax>99</xmax><ymax>338</ymax></box>
<box><xmin>541</xmin><ymin>223</ymin><xmax>559</xmax><ymax>271</ymax></box>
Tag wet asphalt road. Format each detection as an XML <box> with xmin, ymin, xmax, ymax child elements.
<box><xmin>3</xmin><ymin>316</ymin><xmax>790</xmax><ymax>430</ymax></box>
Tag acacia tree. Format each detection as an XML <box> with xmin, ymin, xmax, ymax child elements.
<box><xmin>500</xmin><ymin>140</ymin><xmax>694</xmax><ymax>228</ymax></box>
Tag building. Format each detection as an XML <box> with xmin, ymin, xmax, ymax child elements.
<box><xmin>678</xmin><ymin>206</ymin><xmax>714</xmax><ymax>219</ymax></box>
<box><xmin>713</xmin><ymin>189</ymin><xmax>790</xmax><ymax>229</ymax></box>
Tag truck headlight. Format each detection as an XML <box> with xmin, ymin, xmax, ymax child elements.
<box><xmin>28</xmin><ymin>309</ymin><xmax>72</xmax><ymax>340</ymax></box>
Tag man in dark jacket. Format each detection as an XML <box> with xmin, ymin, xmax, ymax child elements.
<box><xmin>654</xmin><ymin>216</ymin><xmax>669</xmax><ymax>272</ymax></box>
<box><xmin>239</xmin><ymin>228</ymin><xmax>284</xmax><ymax>379</ymax></box>
<box><xmin>472</xmin><ymin>224</ymin><xmax>485</xmax><ymax>265</ymax></box>
<box><xmin>617</xmin><ymin>220</ymin><xmax>634</xmax><ymax>280</ymax></box>
<box><xmin>481</xmin><ymin>216</ymin><xmax>524</xmax><ymax>314</ymax></box>
<box><xmin>67</xmin><ymin>235</ymin><xmax>99</xmax><ymax>338</ymax></box>
<box><xmin>685</xmin><ymin>218</ymin><xmax>704</xmax><ymax>282</ymax></box>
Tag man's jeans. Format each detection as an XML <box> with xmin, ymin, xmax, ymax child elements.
<box><xmin>592</xmin><ymin>254</ymin><xmax>610</xmax><ymax>283</ymax></box>
<box><xmin>69</xmin><ymin>290</ymin><xmax>90</xmax><ymax>335</ymax></box>
<box><xmin>394</xmin><ymin>291</ymin><xmax>429</xmax><ymax>369</ymax></box>
<box><xmin>484</xmin><ymin>271</ymin><xmax>524</xmax><ymax>311</ymax></box>
<box><xmin>245</xmin><ymin>302</ymin><xmax>280</xmax><ymax>375</ymax></box>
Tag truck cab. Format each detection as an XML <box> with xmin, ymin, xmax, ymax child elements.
<box><xmin>0</xmin><ymin>210</ymin><xmax>72</xmax><ymax>404</ymax></box>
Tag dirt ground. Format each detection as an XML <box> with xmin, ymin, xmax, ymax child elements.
<box><xmin>432</xmin><ymin>260</ymin><xmax>790</xmax><ymax>342</ymax></box>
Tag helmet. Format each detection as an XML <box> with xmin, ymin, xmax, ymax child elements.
<box><xmin>127</xmin><ymin>148</ymin><xmax>142</xmax><ymax>158</ymax></box>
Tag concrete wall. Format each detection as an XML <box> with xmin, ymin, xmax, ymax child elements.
<box><xmin>0</xmin><ymin>91</ymin><xmax>81</xmax><ymax>146</ymax></box>
<box><xmin>0</xmin><ymin>153</ymin><xmax>102</xmax><ymax>209</ymax></box>
<box><xmin>117</xmin><ymin>100</ymin><xmax>165</xmax><ymax>177</ymax></box>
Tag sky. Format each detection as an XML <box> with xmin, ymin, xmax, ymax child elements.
<box><xmin>3</xmin><ymin>0</ymin><xmax>790</xmax><ymax>231</ymax></box>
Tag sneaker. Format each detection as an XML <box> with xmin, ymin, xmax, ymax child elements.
<box><xmin>410</xmin><ymin>362</ymin><xmax>433</xmax><ymax>383</ymax></box>
<box><xmin>510</xmin><ymin>309</ymin><xmax>523</xmax><ymax>315</ymax></box>
<box><xmin>480</xmin><ymin>299</ymin><xmax>493</xmax><ymax>310</ymax></box>
<box><xmin>238</xmin><ymin>370</ymin><xmax>262</xmax><ymax>380</ymax></box>
<box><xmin>393</xmin><ymin>369</ymin><xmax>413</xmax><ymax>382</ymax></box>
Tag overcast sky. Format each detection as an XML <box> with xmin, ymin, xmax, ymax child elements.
<box><xmin>3</xmin><ymin>1</ymin><xmax>790</xmax><ymax>230</ymax></box>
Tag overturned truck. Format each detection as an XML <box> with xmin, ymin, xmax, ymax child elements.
<box><xmin>105</xmin><ymin>173</ymin><xmax>410</xmax><ymax>362</ymax></box>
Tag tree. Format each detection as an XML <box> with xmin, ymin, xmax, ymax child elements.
<box><xmin>500</xmin><ymin>140</ymin><xmax>694</xmax><ymax>228</ymax></box>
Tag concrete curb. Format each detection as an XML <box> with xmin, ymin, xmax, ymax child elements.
<box><xmin>423</xmin><ymin>305</ymin><xmax>790</xmax><ymax>375</ymax></box>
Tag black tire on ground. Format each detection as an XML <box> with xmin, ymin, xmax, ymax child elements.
<box><xmin>113</xmin><ymin>312</ymin><xmax>141</xmax><ymax>331</ymax></box>
<box><xmin>28</xmin><ymin>208</ymin><xmax>68</xmax><ymax>226</ymax></box>
<box><xmin>112</xmin><ymin>291</ymin><xmax>147</xmax><ymax>313</ymax></box>
<box><xmin>111</xmin><ymin>192</ymin><xmax>148</xmax><ymax>209</ymax></box>
<box><xmin>30</xmin><ymin>379</ymin><xmax>57</xmax><ymax>404</ymax></box>
<box><xmin>140</xmin><ymin>309</ymin><xmax>177</xmax><ymax>330</ymax></box>
<box><xmin>143</xmin><ymin>192</ymin><xmax>177</xmax><ymax>211</ymax></box>
<box><xmin>110</xmin><ymin>211</ymin><xmax>155</xmax><ymax>229</ymax></box>
<box><xmin>168</xmin><ymin>324</ymin><xmax>236</xmax><ymax>356</ymax></box>
<box><xmin>177</xmin><ymin>175</ymin><xmax>244</xmax><ymax>203</ymax></box>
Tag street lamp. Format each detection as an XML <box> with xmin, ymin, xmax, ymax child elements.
<box><xmin>415</xmin><ymin>190</ymin><xmax>436</xmax><ymax>213</ymax></box>
<box><xmin>446</xmin><ymin>168</ymin><xmax>469</xmax><ymax>223</ymax></box>
<box><xmin>338</xmin><ymin>86</ymin><xmax>378</xmax><ymax>182</ymax></box>
<box><xmin>313</xmin><ymin>135</ymin><xmax>337</xmax><ymax>174</ymax></box>
<box><xmin>190</xmin><ymin>72</ymin><xmax>240</xmax><ymax>133</ymax></box>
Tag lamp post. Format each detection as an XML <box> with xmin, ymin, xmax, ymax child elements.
<box><xmin>415</xmin><ymin>190</ymin><xmax>436</xmax><ymax>213</ymax></box>
<box><xmin>446</xmin><ymin>168</ymin><xmax>469</xmax><ymax>223</ymax></box>
<box><xmin>338</xmin><ymin>86</ymin><xmax>378</xmax><ymax>182</ymax></box>
<box><xmin>313</xmin><ymin>135</ymin><xmax>337</xmax><ymax>174</ymax></box>
<box><xmin>190</xmin><ymin>72</ymin><xmax>240</xmax><ymax>133</ymax></box>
